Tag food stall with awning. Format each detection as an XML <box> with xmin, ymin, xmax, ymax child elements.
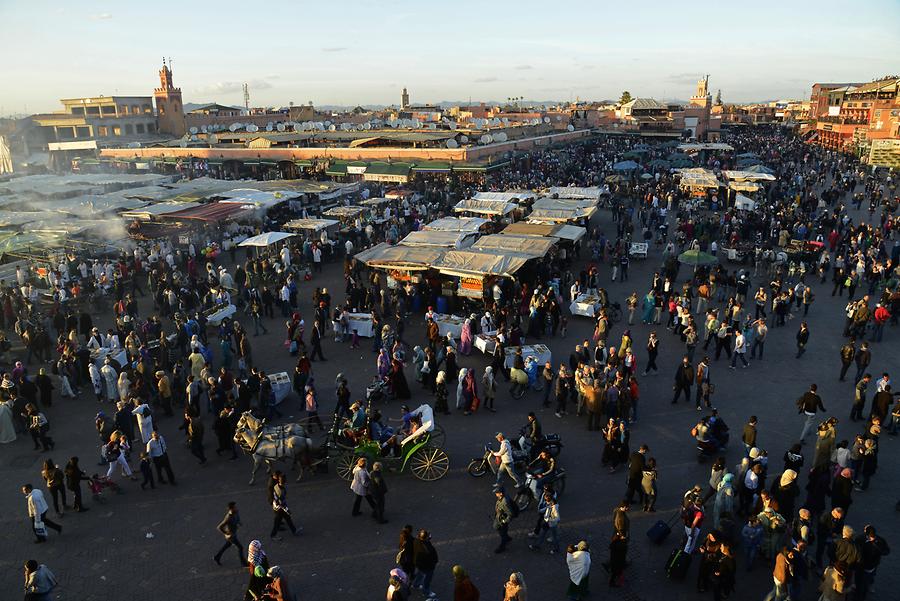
<box><xmin>424</xmin><ymin>217</ymin><xmax>491</xmax><ymax>233</ymax></box>
<box><xmin>238</xmin><ymin>231</ymin><xmax>294</xmax><ymax>248</ymax></box>
<box><xmin>472</xmin><ymin>191</ymin><xmax>536</xmax><ymax>204</ymax></box>
<box><xmin>471</xmin><ymin>234</ymin><xmax>556</xmax><ymax>258</ymax></box>
<box><xmin>530</xmin><ymin>197</ymin><xmax>598</xmax><ymax>220</ymax></box>
<box><xmin>159</xmin><ymin>201</ymin><xmax>252</xmax><ymax>223</ymax></box>
<box><xmin>548</xmin><ymin>186</ymin><xmax>607</xmax><ymax>200</ymax></box>
<box><xmin>722</xmin><ymin>170</ymin><xmax>777</xmax><ymax>183</ymax></box>
<box><xmin>676</xmin><ymin>168</ymin><xmax>723</xmax><ymax>199</ymax></box>
<box><xmin>354</xmin><ymin>242</ymin><xmax>445</xmax><ymax>291</ymax></box>
<box><xmin>432</xmin><ymin>248</ymin><xmax>532</xmax><ymax>303</ymax></box>
<box><xmin>283</xmin><ymin>218</ymin><xmax>341</xmax><ymax>234</ymax></box>
<box><xmin>400</xmin><ymin>230</ymin><xmax>478</xmax><ymax>249</ymax></box>
<box><xmin>452</xmin><ymin>198</ymin><xmax>517</xmax><ymax>217</ymax></box>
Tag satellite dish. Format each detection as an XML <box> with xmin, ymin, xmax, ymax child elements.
<box><xmin>485</xmin><ymin>134</ymin><xmax>494</xmax><ymax>143</ymax></box>
<box><xmin>364</xmin><ymin>122</ymin><xmax>371</xmax><ymax>130</ymax></box>
<box><xmin>446</xmin><ymin>139</ymin><xmax>458</xmax><ymax>149</ymax></box>
<box><xmin>190</xmin><ymin>134</ymin><xmax>199</xmax><ymax>141</ymax></box>
<box><xmin>200</xmin><ymin>125</ymin><xmax>208</xmax><ymax>133</ymax></box>
<box><xmin>208</xmin><ymin>134</ymin><xmax>218</xmax><ymax>144</ymax></box>
<box><xmin>449</xmin><ymin>121</ymin><xmax>457</xmax><ymax>130</ymax></box>
<box><xmin>316</xmin><ymin>122</ymin><xmax>325</xmax><ymax>131</ymax></box>
<box><xmin>266</xmin><ymin>124</ymin><xmax>273</xmax><ymax>132</ymax></box>
<box><xmin>247</xmin><ymin>124</ymin><xmax>259</xmax><ymax>133</ymax></box>
<box><xmin>127</xmin><ymin>141</ymin><xmax>141</xmax><ymax>149</ymax></box>
<box><xmin>229</xmin><ymin>123</ymin><xmax>239</xmax><ymax>132</ymax></box>
<box><xmin>495</xmin><ymin>132</ymin><xmax>508</xmax><ymax>142</ymax></box>
<box><xmin>189</xmin><ymin>126</ymin><xmax>198</xmax><ymax>134</ymax></box>
<box><xmin>324</xmin><ymin>120</ymin><xmax>332</xmax><ymax>127</ymax></box>
<box><xmin>555</xmin><ymin>116</ymin><xmax>562</xmax><ymax>121</ymax></box>
<box><xmin>567</xmin><ymin>124</ymin><xmax>575</xmax><ymax>132</ymax></box>
<box><xmin>543</xmin><ymin>117</ymin><xmax>551</xmax><ymax>123</ymax></box>
<box><xmin>328</xmin><ymin>124</ymin><xmax>336</xmax><ymax>131</ymax></box>
<box><xmin>356</xmin><ymin>124</ymin><xmax>364</xmax><ymax>130</ymax></box>
<box><xmin>459</xmin><ymin>135</ymin><xmax>469</xmax><ymax>143</ymax></box>
<box><xmin>276</xmin><ymin>123</ymin><xmax>286</xmax><ymax>132</ymax></box>
<box><xmin>502</xmin><ymin>117</ymin><xmax>509</xmax><ymax>123</ymax></box>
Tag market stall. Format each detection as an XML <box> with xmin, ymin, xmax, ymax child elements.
<box><xmin>283</xmin><ymin>218</ymin><xmax>341</xmax><ymax>235</ymax></box>
<box><xmin>433</xmin><ymin>313</ymin><xmax>466</xmax><ymax>339</ymax></box>
<box><xmin>471</xmin><ymin>234</ymin><xmax>556</xmax><ymax>258</ymax></box>
<box><xmin>206</xmin><ymin>303</ymin><xmax>237</xmax><ymax>327</ymax></box>
<box><xmin>400</xmin><ymin>230</ymin><xmax>478</xmax><ymax>249</ymax></box>
<box><xmin>474</xmin><ymin>331</ymin><xmax>499</xmax><ymax>355</ymax></box>
<box><xmin>346</xmin><ymin>312</ymin><xmax>375</xmax><ymax>338</ymax></box>
<box><xmin>238</xmin><ymin>231</ymin><xmax>294</xmax><ymax>248</ymax></box>
<box><xmin>424</xmin><ymin>217</ymin><xmax>491</xmax><ymax>233</ymax></box>
<box><xmin>547</xmin><ymin>186</ymin><xmax>607</xmax><ymax>200</ymax></box>
<box><xmin>504</xmin><ymin>344</ymin><xmax>552</xmax><ymax>369</ymax></box>
<box><xmin>569</xmin><ymin>293</ymin><xmax>603</xmax><ymax>318</ymax></box>
<box><xmin>92</xmin><ymin>347</ymin><xmax>127</xmax><ymax>369</ymax></box>
<box><xmin>452</xmin><ymin>199</ymin><xmax>516</xmax><ymax>217</ymax></box>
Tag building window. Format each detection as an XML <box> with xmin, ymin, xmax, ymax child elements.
<box><xmin>132</xmin><ymin>105</ymin><xmax>140</xmax><ymax>115</ymax></box>
<box><xmin>113</xmin><ymin>126</ymin><xmax>122</xmax><ymax>136</ymax></box>
<box><xmin>124</xmin><ymin>124</ymin><xmax>134</xmax><ymax>135</ymax></box>
<box><xmin>70</xmin><ymin>106</ymin><xmax>85</xmax><ymax>116</ymax></box>
<box><xmin>76</xmin><ymin>126</ymin><xmax>91</xmax><ymax>138</ymax></box>
<box><xmin>86</xmin><ymin>106</ymin><xmax>101</xmax><ymax>115</ymax></box>
<box><xmin>159</xmin><ymin>105</ymin><xmax>166</xmax><ymax>116</ymax></box>
<box><xmin>143</xmin><ymin>104</ymin><xmax>152</xmax><ymax>114</ymax></box>
<box><xmin>135</xmin><ymin>123</ymin><xmax>145</xmax><ymax>134</ymax></box>
<box><xmin>98</xmin><ymin>126</ymin><xmax>109</xmax><ymax>137</ymax></box>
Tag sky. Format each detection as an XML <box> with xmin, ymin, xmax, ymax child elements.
<box><xmin>2</xmin><ymin>0</ymin><xmax>899</xmax><ymax>116</ymax></box>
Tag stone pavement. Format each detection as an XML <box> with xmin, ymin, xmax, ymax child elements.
<box><xmin>0</xmin><ymin>197</ymin><xmax>898</xmax><ymax>601</ymax></box>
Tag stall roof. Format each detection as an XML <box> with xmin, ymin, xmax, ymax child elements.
<box><xmin>432</xmin><ymin>249</ymin><xmax>530</xmax><ymax>278</ymax></box>
<box><xmin>728</xmin><ymin>181</ymin><xmax>763</xmax><ymax>193</ymax></box>
<box><xmin>501</xmin><ymin>222</ymin><xmax>561</xmax><ymax>237</ymax></box>
<box><xmin>354</xmin><ymin>242</ymin><xmax>444</xmax><ymax>271</ymax></box>
<box><xmin>283</xmin><ymin>218</ymin><xmax>340</xmax><ymax>232</ymax></box>
<box><xmin>555</xmin><ymin>224</ymin><xmax>587</xmax><ymax>242</ymax></box>
<box><xmin>734</xmin><ymin>194</ymin><xmax>757</xmax><ymax>211</ymax></box>
<box><xmin>472</xmin><ymin>191</ymin><xmax>536</xmax><ymax>203</ymax></box>
<box><xmin>530</xmin><ymin>197</ymin><xmax>598</xmax><ymax>220</ymax></box>
<box><xmin>358</xmin><ymin>197</ymin><xmax>392</xmax><ymax>206</ymax></box>
<box><xmin>238</xmin><ymin>232</ymin><xmax>294</xmax><ymax>247</ymax></box>
<box><xmin>677</xmin><ymin>168</ymin><xmax>722</xmax><ymax>189</ymax></box>
<box><xmin>400</xmin><ymin>230</ymin><xmax>474</xmax><ymax>249</ymax></box>
<box><xmin>453</xmin><ymin>199</ymin><xmax>516</xmax><ymax>216</ymax></box>
<box><xmin>424</xmin><ymin>217</ymin><xmax>490</xmax><ymax>232</ymax></box>
<box><xmin>678</xmin><ymin>143</ymin><xmax>734</xmax><ymax>152</ymax></box>
<box><xmin>323</xmin><ymin>205</ymin><xmax>366</xmax><ymax>218</ymax></box>
<box><xmin>160</xmin><ymin>202</ymin><xmax>249</xmax><ymax>222</ymax></box>
<box><xmin>547</xmin><ymin>186</ymin><xmax>607</xmax><ymax>200</ymax></box>
<box><xmin>722</xmin><ymin>170</ymin><xmax>777</xmax><ymax>182</ymax></box>
<box><xmin>472</xmin><ymin>234</ymin><xmax>555</xmax><ymax>258</ymax></box>
<box><xmin>217</xmin><ymin>189</ymin><xmax>298</xmax><ymax>208</ymax></box>
<box><xmin>121</xmin><ymin>201</ymin><xmax>202</xmax><ymax>220</ymax></box>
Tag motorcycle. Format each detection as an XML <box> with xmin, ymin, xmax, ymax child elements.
<box><xmin>467</xmin><ymin>443</ymin><xmax>529</xmax><ymax>478</ymax></box>
<box><xmin>514</xmin><ymin>429</ymin><xmax>563</xmax><ymax>460</ymax></box>
<box><xmin>696</xmin><ymin>430</ymin><xmax>729</xmax><ymax>462</ymax></box>
<box><xmin>514</xmin><ymin>468</ymin><xmax>567</xmax><ymax>511</ymax></box>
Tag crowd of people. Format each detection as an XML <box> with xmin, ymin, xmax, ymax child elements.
<box><xmin>2</xmin><ymin>126</ymin><xmax>898</xmax><ymax>601</ymax></box>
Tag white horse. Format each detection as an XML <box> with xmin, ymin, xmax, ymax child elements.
<box><xmin>233</xmin><ymin>423</ymin><xmax>313</xmax><ymax>484</ymax></box>
<box><xmin>236</xmin><ymin>411</ymin><xmax>307</xmax><ymax>440</ymax></box>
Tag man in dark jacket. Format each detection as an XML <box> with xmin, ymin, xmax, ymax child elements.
<box><xmin>839</xmin><ymin>339</ymin><xmax>856</xmax><ymax>381</ymax></box>
<box><xmin>672</xmin><ymin>356</ymin><xmax>694</xmax><ymax>404</ymax></box>
<box><xmin>214</xmin><ymin>501</ymin><xmax>249</xmax><ymax>566</ymax></box>
<box><xmin>815</xmin><ymin>507</ymin><xmax>844</xmax><ymax>567</ymax></box>
<box><xmin>624</xmin><ymin>444</ymin><xmax>648</xmax><ymax>505</ymax></box>
<box><xmin>412</xmin><ymin>529</ymin><xmax>439</xmax><ymax>597</ymax></box>
<box><xmin>742</xmin><ymin>416</ymin><xmax>758</xmax><ymax>455</ymax></box>
<box><xmin>798</xmin><ymin>384</ymin><xmax>826</xmax><ymax>443</ymax></box>
<box><xmin>855</xmin><ymin>525</ymin><xmax>890</xmax><ymax>600</ymax></box>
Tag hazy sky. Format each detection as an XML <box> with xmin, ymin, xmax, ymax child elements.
<box><xmin>2</xmin><ymin>0</ymin><xmax>898</xmax><ymax>115</ymax></box>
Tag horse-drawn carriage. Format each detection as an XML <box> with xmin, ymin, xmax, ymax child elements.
<box><xmin>326</xmin><ymin>404</ymin><xmax>450</xmax><ymax>482</ymax></box>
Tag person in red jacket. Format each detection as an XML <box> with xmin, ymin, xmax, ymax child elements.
<box><xmin>872</xmin><ymin>303</ymin><xmax>890</xmax><ymax>343</ymax></box>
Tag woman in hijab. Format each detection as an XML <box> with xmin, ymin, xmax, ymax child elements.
<box><xmin>246</xmin><ymin>540</ymin><xmax>271</xmax><ymax>601</ymax></box>
<box><xmin>481</xmin><ymin>367</ymin><xmax>496</xmax><ymax>413</ymax></box>
<box><xmin>389</xmin><ymin>356</ymin><xmax>411</xmax><ymax>400</ymax></box>
<box><xmin>456</xmin><ymin>368</ymin><xmax>468</xmax><ymax>411</ymax></box>
<box><xmin>566</xmin><ymin>541</ymin><xmax>591</xmax><ymax>600</ymax></box>
<box><xmin>117</xmin><ymin>371</ymin><xmax>131</xmax><ymax>404</ymax></box>
<box><xmin>422</xmin><ymin>348</ymin><xmax>437</xmax><ymax>393</ymax></box>
<box><xmin>503</xmin><ymin>572</ymin><xmax>527</xmax><ymax>601</ymax></box>
<box><xmin>459</xmin><ymin>318</ymin><xmax>473</xmax><ymax>356</ymax></box>
<box><xmin>412</xmin><ymin>346</ymin><xmax>425</xmax><ymax>383</ymax></box>
<box><xmin>641</xmin><ymin>291</ymin><xmax>656</xmax><ymax>324</ymax></box>
<box><xmin>713</xmin><ymin>472</ymin><xmax>735</xmax><ymax>529</ymax></box>
<box><xmin>462</xmin><ymin>368</ymin><xmax>479</xmax><ymax>415</ymax></box>
<box><xmin>452</xmin><ymin>565</ymin><xmax>479</xmax><ymax>601</ymax></box>
<box><xmin>434</xmin><ymin>371</ymin><xmax>449</xmax><ymax>415</ymax></box>
<box><xmin>771</xmin><ymin>469</ymin><xmax>800</xmax><ymax>519</ymax></box>
<box><xmin>0</xmin><ymin>393</ymin><xmax>15</xmax><ymax>443</ymax></box>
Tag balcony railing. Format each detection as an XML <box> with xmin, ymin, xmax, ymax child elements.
<box><xmin>816</xmin><ymin>116</ymin><xmax>869</xmax><ymax>125</ymax></box>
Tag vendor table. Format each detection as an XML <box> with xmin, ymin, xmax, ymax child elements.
<box><xmin>347</xmin><ymin>313</ymin><xmax>375</xmax><ymax>338</ymax></box>
<box><xmin>206</xmin><ymin>304</ymin><xmax>237</xmax><ymax>327</ymax></box>
<box><xmin>569</xmin><ymin>293</ymin><xmax>603</xmax><ymax>318</ymax></box>
<box><xmin>474</xmin><ymin>331</ymin><xmax>498</xmax><ymax>355</ymax></box>
<box><xmin>504</xmin><ymin>344</ymin><xmax>552</xmax><ymax>369</ymax></box>
<box><xmin>92</xmin><ymin>348</ymin><xmax>128</xmax><ymax>368</ymax></box>
<box><xmin>433</xmin><ymin>313</ymin><xmax>465</xmax><ymax>339</ymax></box>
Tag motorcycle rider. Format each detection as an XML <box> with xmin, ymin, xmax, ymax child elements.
<box><xmin>520</xmin><ymin>412</ymin><xmax>543</xmax><ymax>458</ymax></box>
<box><xmin>528</xmin><ymin>449</ymin><xmax>557</xmax><ymax>498</ymax></box>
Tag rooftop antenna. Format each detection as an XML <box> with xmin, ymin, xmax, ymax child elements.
<box><xmin>243</xmin><ymin>83</ymin><xmax>250</xmax><ymax>110</ymax></box>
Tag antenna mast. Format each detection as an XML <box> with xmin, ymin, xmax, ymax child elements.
<box><xmin>243</xmin><ymin>83</ymin><xmax>250</xmax><ymax>110</ymax></box>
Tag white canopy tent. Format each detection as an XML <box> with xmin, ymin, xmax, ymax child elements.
<box><xmin>400</xmin><ymin>230</ymin><xmax>476</xmax><ymax>249</ymax></box>
<box><xmin>723</xmin><ymin>170</ymin><xmax>777</xmax><ymax>182</ymax></box>
<box><xmin>354</xmin><ymin>243</ymin><xmax>444</xmax><ymax>271</ymax></box>
<box><xmin>472</xmin><ymin>191</ymin><xmax>536</xmax><ymax>204</ymax></box>
<box><xmin>548</xmin><ymin>186</ymin><xmax>606</xmax><ymax>200</ymax></box>
<box><xmin>734</xmin><ymin>194</ymin><xmax>757</xmax><ymax>211</ymax></box>
<box><xmin>432</xmin><ymin>249</ymin><xmax>531</xmax><ymax>278</ymax></box>
<box><xmin>424</xmin><ymin>217</ymin><xmax>489</xmax><ymax>232</ymax></box>
<box><xmin>453</xmin><ymin>199</ymin><xmax>516</xmax><ymax>216</ymax></box>
<box><xmin>238</xmin><ymin>231</ymin><xmax>295</xmax><ymax>247</ymax></box>
<box><xmin>284</xmin><ymin>218</ymin><xmax>340</xmax><ymax>232</ymax></box>
<box><xmin>472</xmin><ymin>234</ymin><xmax>555</xmax><ymax>258</ymax></box>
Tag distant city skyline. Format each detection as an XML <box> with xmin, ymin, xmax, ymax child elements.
<box><xmin>2</xmin><ymin>0</ymin><xmax>899</xmax><ymax>116</ymax></box>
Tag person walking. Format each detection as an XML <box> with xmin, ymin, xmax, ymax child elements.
<box><xmin>795</xmin><ymin>321</ymin><xmax>810</xmax><ymax>358</ymax></box>
<box><xmin>729</xmin><ymin>330</ymin><xmax>749</xmax><ymax>369</ymax></box>
<box><xmin>851</xmin><ymin>374</ymin><xmax>871</xmax><ymax>421</ymax></box>
<box><xmin>350</xmin><ymin>457</ymin><xmax>377</xmax><ymax>517</ymax></box>
<box><xmin>146</xmin><ymin>430</ymin><xmax>176</xmax><ymax>485</ymax></box>
<box><xmin>797</xmin><ymin>384</ymin><xmax>826</xmax><ymax>444</ymax></box>
<box><xmin>22</xmin><ymin>483</ymin><xmax>61</xmax><ymax>542</ymax></box>
<box><xmin>23</xmin><ymin>559</ymin><xmax>57</xmax><ymax>601</ymax></box>
<box><xmin>310</xmin><ymin>323</ymin><xmax>326</xmax><ymax>361</ymax></box>
<box><xmin>529</xmin><ymin>492</ymin><xmax>561</xmax><ymax>554</ymax></box>
<box><xmin>643</xmin><ymin>332</ymin><xmax>659</xmax><ymax>375</ymax></box>
<box><xmin>452</xmin><ymin>565</ymin><xmax>480</xmax><ymax>601</ymax></box>
<box><xmin>839</xmin><ymin>339</ymin><xmax>856</xmax><ymax>381</ymax></box>
<box><xmin>493</xmin><ymin>487</ymin><xmax>514</xmax><ymax>553</ymax></box>
<box><xmin>625</xmin><ymin>444</ymin><xmax>648</xmax><ymax>504</ymax></box>
<box><xmin>63</xmin><ymin>457</ymin><xmax>88</xmax><ymax>512</ymax></box>
<box><xmin>412</xmin><ymin>529</ymin><xmax>438</xmax><ymax>598</ymax></box>
<box><xmin>742</xmin><ymin>416</ymin><xmax>758</xmax><ymax>456</ymax></box>
<box><xmin>672</xmin><ymin>356</ymin><xmax>693</xmax><ymax>404</ymax></box>
<box><xmin>40</xmin><ymin>459</ymin><xmax>66</xmax><ymax>516</ymax></box>
<box><xmin>187</xmin><ymin>414</ymin><xmax>207</xmax><ymax>465</ymax></box>
<box><xmin>762</xmin><ymin>546</ymin><xmax>793</xmax><ymax>601</ymax></box>
<box><xmin>370</xmin><ymin>461</ymin><xmax>388</xmax><ymax>524</ymax></box>
<box><xmin>491</xmin><ymin>432</ymin><xmax>521</xmax><ymax>487</ymax></box>
<box><xmin>214</xmin><ymin>501</ymin><xmax>250</xmax><ymax>566</ymax></box>
<box><xmin>854</xmin><ymin>342</ymin><xmax>871</xmax><ymax>383</ymax></box>
<box><xmin>270</xmin><ymin>472</ymin><xmax>300</xmax><ymax>539</ymax></box>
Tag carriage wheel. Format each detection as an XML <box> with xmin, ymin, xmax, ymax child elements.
<box><xmin>409</xmin><ymin>446</ymin><xmax>449</xmax><ymax>481</ymax></box>
<box><xmin>335</xmin><ymin>451</ymin><xmax>357</xmax><ymax>481</ymax></box>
